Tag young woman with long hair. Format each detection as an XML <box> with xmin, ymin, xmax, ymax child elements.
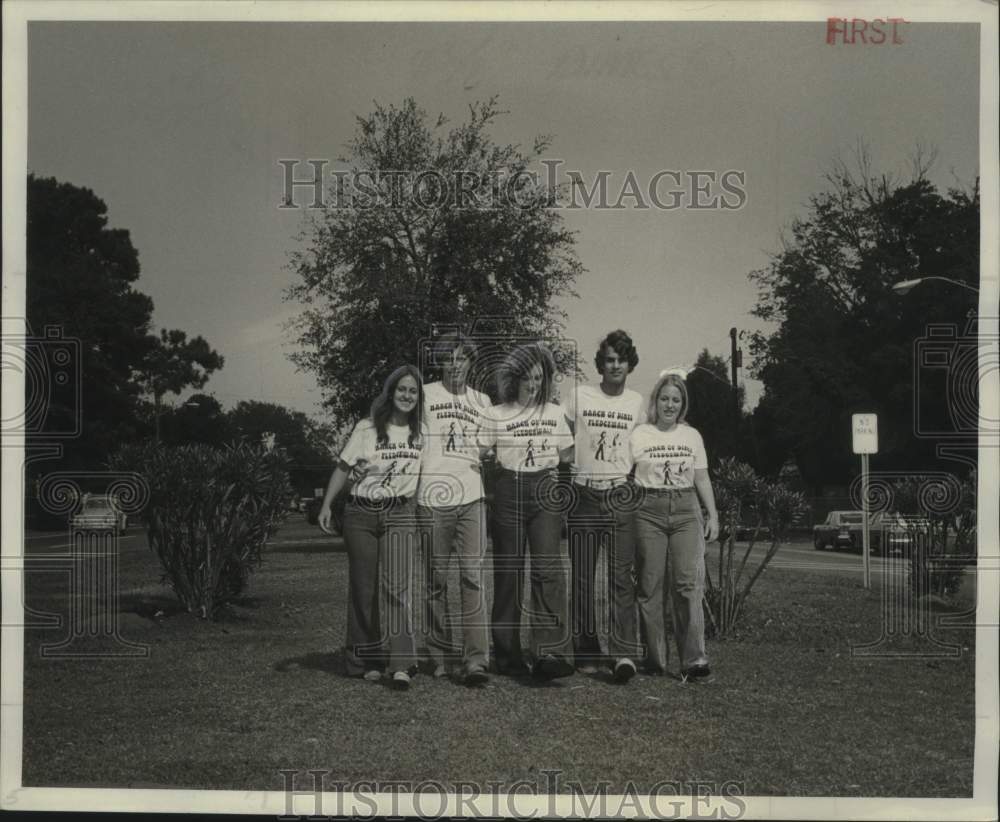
<box><xmin>318</xmin><ymin>364</ymin><xmax>427</xmax><ymax>690</ymax></box>
<box><xmin>478</xmin><ymin>342</ymin><xmax>576</xmax><ymax>680</ymax></box>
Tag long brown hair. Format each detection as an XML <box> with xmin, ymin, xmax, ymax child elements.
<box><xmin>371</xmin><ymin>364</ymin><xmax>424</xmax><ymax>446</ymax></box>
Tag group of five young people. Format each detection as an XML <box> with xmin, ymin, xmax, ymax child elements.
<box><xmin>317</xmin><ymin>330</ymin><xmax>719</xmax><ymax>690</ymax></box>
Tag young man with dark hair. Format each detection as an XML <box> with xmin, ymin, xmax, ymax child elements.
<box><xmin>563</xmin><ymin>329</ymin><xmax>645</xmax><ymax>682</ymax></box>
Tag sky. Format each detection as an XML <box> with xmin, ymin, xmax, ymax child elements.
<box><xmin>26</xmin><ymin>19</ymin><xmax>980</xmax><ymax>420</ymax></box>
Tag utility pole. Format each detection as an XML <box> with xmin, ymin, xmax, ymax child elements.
<box><xmin>729</xmin><ymin>327</ymin><xmax>741</xmax><ymax>422</ymax></box>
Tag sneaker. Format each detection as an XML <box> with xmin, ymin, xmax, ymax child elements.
<box><xmin>494</xmin><ymin>660</ymin><xmax>530</xmax><ymax>677</ymax></box>
<box><xmin>681</xmin><ymin>665</ymin><xmax>714</xmax><ymax>684</ymax></box>
<box><xmin>464</xmin><ymin>665</ymin><xmax>489</xmax><ymax>686</ymax></box>
<box><xmin>613</xmin><ymin>658</ymin><xmax>637</xmax><ymax>683</ymax></box>
<box><xmin>390</xmin><ymin>670</ymin><xmax>412</xmax><ymax>690</ymax></box>
<box><xmin>531</xmin><ymin>655</ymin><xmax>575</xmax><ymax>681</ymax></box>
<box><xmin>432</xmin><ymin>664</ymin><xmax>449</xmax><ymax>679</ymax></box>
<box><xmin>362</xmin><ymin>669</ymin><xmax>382</xmax><ymax>682</ymax></box>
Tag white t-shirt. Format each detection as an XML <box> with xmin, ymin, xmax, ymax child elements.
<box><xmin>338</xmin><ymin>420</ymin><xmax>425</xmax><ymax>499</ymax></box>
<box><xmin>477</xmin><ymin>401</ymin><xmax>573</xmax><ymax>472</ymax></box>
<box><xmin>417</xmin><ymin>381</ymin><xmax>490</xmax><ymax>506</ymax></box>
<box><xmin>630</xmin><ymin>423</ymin><xmax>708</xmax><ymax>489</ymax></box>
<box><xmin>563</xmin><ymin>383</ymin><xmax>645</xmax><ymax>483</ymax></box>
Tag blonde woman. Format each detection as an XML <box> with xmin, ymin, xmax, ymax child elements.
<box><xmin>630</xmin><ymin>369</ymin><xmax>719</xmax><ymax>681</ymax></box>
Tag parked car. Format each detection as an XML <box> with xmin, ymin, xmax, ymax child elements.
<box><xmin>71</xmin><ymin>493</ymin><xmax>127</xmax><ymax>534</ymax></box>
<box><xmin>813</xmin><ymin>510</ymin><xmax>917</xmax><ymax>555</ymax></box>
<box><xmin>813</xmin><ymin>510</ymin><xmax>865</xmax><ymax>552</ymax></box>
<box><xmin>870</xmin><ymin>512</ymin><xmax>915</xmax><ymax>556</ymax></box>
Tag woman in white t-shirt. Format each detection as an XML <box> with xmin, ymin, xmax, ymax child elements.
<box><xmin>630</xmin><ymin>370</ymin><xmax>719</xmax><ymax>682</ymax></box>
<box><xmin>477</xmin><ymin>343</ymin><xmax>576</xmax><ymax>680</ymax></box>
<box><xmin>318</xmin><ymin>365</ymin><xmax>427</xmax><ymax>690</ymax></box>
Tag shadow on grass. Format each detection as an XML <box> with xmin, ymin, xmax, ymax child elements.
<box><xmin>266</xmin><ymin>539</ymin><xmax>346</xmax><ymax>555</ymax></box>
<box><xmin>274</xmin><ymin>649</ymin><xmax>348</xmax><ymax>675</ymax></box>
<box><xmin>120</xmin><ymin>591</ymin><xmax>185</xmax><ymax>620</ymax></box>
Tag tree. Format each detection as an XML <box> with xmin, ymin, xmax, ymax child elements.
<box><xmin>159</xmin><ymin>393</ymin><xmax>229</xmax><ymax>446</ymax></box>
<box><xmin>227</xmin><ymin>400</ymin><xmax>337</xmax><ymax>495</ymax></box>
<box><xmin>748</xmin><ymin>147</ymin><xmax>979</xmax><ymax>492</ymax></box>
<box><xmin>685</xmin><ymin>349</ymin><xmax>747</xmax><ymax>464</ymax></box>
<box><xmin>286</xmin><ymin>96</ymin><xmax>583</xmax><ymax>428</ymax></box>
<box><xmin>27</xmin><ymin>175</ymin><xmax>153</xmax><ymax>467</ymax></box>
<box><xmin>134</xmin><ymin>328</ymin><xmax>224</xmax><ymax>441</ymax></box>
<box><xmin>25</xmin><ymin>174</ymin><xmax>225</xmax><ymax>467</ymax></box>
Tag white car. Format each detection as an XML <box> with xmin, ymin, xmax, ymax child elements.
<box><xmin>71</xmin><ymin>494</ymin><xmax>127</xmax><ymax>534</ymax></box>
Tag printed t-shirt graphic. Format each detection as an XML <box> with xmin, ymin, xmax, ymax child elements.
<box><xmin>563</xmin><ymin>383</ymin><xmax>645</xmax><ymax>482</ymax></box>
<box><xmin>339</xmin><ymin>420</ymin><xmax>424</xmax><ymax>499</ymax></box>
<box><xmin>477</xmin><ymin>402</ymin><xmax>573</xmax><ymax>472</ymax></box>
<box><xmin>629</xmin><ymin>423</ymin><xmax>707</xmax><ymax>489</ymax></box>
<box><xmin>417</xmin><ymin>381</ymin><xmax>490</xmax><ymax>506</ymax></box>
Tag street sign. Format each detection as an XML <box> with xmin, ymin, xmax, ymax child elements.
<box><xmin>851</xmin><ymin>414</ymin><xmax>878</xmax><ymax>589</ymax></box>
<box><xmin>852</xmin><ymin>414</ymin><xmax>878</xmax><ymax>454</ymax></box>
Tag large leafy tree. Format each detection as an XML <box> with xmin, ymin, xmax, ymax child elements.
<box><xmin>748</xmin><ymin>149</ymin><xmax>979</xmax><ymax>491</ymax></box>
<box><xmin>286</xmin><ymin>96</ymin><xmax>583</xmax><ymax>427</ymax></box>
<box><xmin>26</xmin><ymin>174</ymin><xmax>224</xmax><ymax>468</ymax></box>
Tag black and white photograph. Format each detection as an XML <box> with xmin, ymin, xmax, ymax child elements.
<box><xmin>2</xmin><ymin>1</ymin><xmax>997</xmax><ymax>818</ymax></box>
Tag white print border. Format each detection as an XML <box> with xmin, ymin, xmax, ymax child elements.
<box><xmin>2</xmin><ymin>1</ymin><xmax>998</xmax><ymax>821</ymax></box>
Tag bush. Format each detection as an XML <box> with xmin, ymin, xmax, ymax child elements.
<box><xmin>703</xmin><ymin>458</ymin><xmax>808</xmax><ymax>637</ymax></box>
<box><xmin>110</xmin><ymin>442</ymin><xmax>291</xmax><ymax>617</ymax></box>
<box><xmin>892</xmin><ymin>471</ymin><xmax>976</xmax><ymax>600</ymax></box>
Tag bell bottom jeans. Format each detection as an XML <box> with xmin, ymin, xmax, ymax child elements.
<box><xmin>634</xmin><ymin>487</ymin><xmax>709</xmax><ymax>673</ymax></box>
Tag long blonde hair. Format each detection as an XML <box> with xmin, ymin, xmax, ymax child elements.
<box><xmin>647</xmin><ymin>373</ymin><xmax>689</xmax><ymax>425</ymax></box>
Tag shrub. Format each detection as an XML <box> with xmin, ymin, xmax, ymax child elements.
<box><xmin>703</xmin><ymin>458</ymin><xmax>809</xmax><ymax>637</ymax></box>
<box><xmin>893</xmin><ymin>471</ymin><xmax>976</xmax><ymax>600</ymax></box>
<box><xmin>110</xmin><ymin>441</ymin><xmax>291</xmax><ymax>617</ymax></box>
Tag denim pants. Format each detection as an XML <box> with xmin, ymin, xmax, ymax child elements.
<box><xmin>417</xmin><ymin>500</ymin><xmax>489</xmax><ymax>670</ymax></box>
<box><xmin>567</xmin><ymin>484</ymin><xmax>640</xmax><ymax>663</ymax></box>
<box><xmin>340</xmin><ymin>498</ymin><xmax>419</xmax><ymax>676</ymax></box>
<box><xmin>634</xmin><ymin>487</ymin><xmax>708</xmax><ymax>672</ymax></box>
<box><xmin>490</xmin><ymin>468</ymin><xmax>573</xmax><ymax>671</ymax></box>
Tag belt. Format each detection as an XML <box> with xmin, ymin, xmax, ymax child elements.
<box><xmin>575</xmin><ymin>477</ymin><xmax>629</xmax><ymax>491</ymax></box>
<box><xmin>347</xmin><ymin>494</ymin><xmax>411</xmax><ymax>509</ymax></box>
<box><xmin>639</xmin><ymin>486</ymin><xmax>695</xmax><ymax>496</ymax></box>
<box><xmin>496</xmin><ymin>466</ymin><xmax>557</xmax><ymax>478</ymax></box>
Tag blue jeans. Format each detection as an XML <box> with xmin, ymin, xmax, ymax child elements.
<box><xmin>567</xmin><ymin>484</ymin><xmax>641</xmax><ymax>663</ymax></box>
<box><xmin>417</xmin><ymin>501</ymin><xmax>489</xmax><ymax>670</ymax></box>
<box><xmin>634</xmin><ymin>488</ymin><xmax>708</xmax><ymax>672</ymax></box>
<box><xmin>490</xmin><ymin>468</ymin><xmax>572</xmax><ymax>672</ymax></box>
<box><xmin>341</xmin><ymin>498</ymin><xmax>419</xmax><ymax>676</ymax></box>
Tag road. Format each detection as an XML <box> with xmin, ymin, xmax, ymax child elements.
<box><xmin>21</xmin><ymin>516</ymin><xmax>911</xmax><ymax>581</ymax></box>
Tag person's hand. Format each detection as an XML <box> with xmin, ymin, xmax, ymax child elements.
<box><xmin>348</xmin><ymin>459</ymin><xmax>371</xmax><ymax>483</ymax></box>
<box><xmin>704</xmin><ymin>514</ymin><xmax>719</xmax><ymax>542</ymax></box>
<box><xmin>318</xmin><ymin>505</ymin><xmax>333</xmax><ymax>534</ymax></box>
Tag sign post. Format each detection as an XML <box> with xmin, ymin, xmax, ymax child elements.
<box><xmin>852</xmin><ymin>414</ymin><xmax>878</xmax><ymax>590</ymax></box>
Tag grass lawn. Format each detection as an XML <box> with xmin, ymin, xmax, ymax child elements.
<box><xmin>19</xmin><ymin>518</ymin><xmax>976</xmax><ymax>796</ymax></box>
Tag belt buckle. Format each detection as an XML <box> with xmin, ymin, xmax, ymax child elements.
<box><xmin>588</xmin><ymin>477</ymin><xmax>624</xmax><ymax>491</ymax></box>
